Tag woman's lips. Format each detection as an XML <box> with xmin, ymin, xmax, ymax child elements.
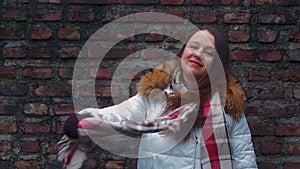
<box><xmin>189</xmin><ymin>60</ymin><xmax>203</xmax><ymax>67</ymax></box>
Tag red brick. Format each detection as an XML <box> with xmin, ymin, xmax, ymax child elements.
<box><xmin>192</xmin><ymin>0</ymin><xmax>214</xmax><ymax>5</ymax></box>
<box><xmin>69</xmin><ymin>0</ymin><xmax>117</xmax><ymax>4</ymax></box>
<box><xmin>251</xmin><ymin>0</ymin><xmax>273</xmax><ymax>5</ymax></box>
<box><xmin>47</xmin><ymin>142</ymin><xmax>58</xmax><ymax>153</ymax></box>
<box><xmin>257</xmin><ymin>31</ymin><xmax>278</xmax><ymax>42</ymax></box>
<box><xmin>4</xmin><ymin>9</ymin><xmax>27</xmax><ymax>21</ymax></box>
<box><xmin>23</xmin><ymin>68</ymin><xmax>53</xmax><ymax>79</ymax></box>
<box><xmin>248</xmin><ymin>123</ymin><xmax>267</xmax><ymax>136</ymax></box>
<box><xmin>220</xmin><ymin>0</ymin><xmax>243</xmax><ymax>5</ymax></box>
<box><xmin>287</xmin><ymin>49</ymin><xmax>300</xmax><ymax>61</ymax></box>
<box><xmin>259</xmin><ymin>51</ymin><xmax>282</xmax><ymax>62</ymax></box>
<box><xmin>38</xmin><ymin>0</ymin><xmax>60</xmax><ymax>3</ymax></box>
<box><xmin>288</xmin><ymin>144</ymin><xmax>300</xmax><ymax>154</ymax></box>
<box><xmin>259</xmin><ymin>12</ymin><xmax>297</xmax><ymax>24</ymax></box>
<box><xmin>289</xmin><ymin>31</ymin><xmax>300</xmax><ymax>42</ymax></box>
<box><xmin>29</xmin><ymin>48</ymin><xmax>51</xmax><ymax>58</ymax></box>
<box><xmin>0</xmin><ymin>67</ymin><xmax>17</xmax><ymax>78</ymax></box>
<box><xmin>3</xmin><ymin>47</ymin><xmax>26</xmax><ymax>58</ymax></box>
<box><xmin>247</xmin><ymin>70</ymin><xmax>270</xmax><ymax>81</ymax></box>
<box><xmin>191</xmin><ymin>12</ymin><xmax>217</xmax><ymax>23</ymax></box>
<box><xmin>23</xmin><ymin>123</ymin><xmax>50</xmax><ymax>134</ymax></box>
<box><xmin>280</xmin><ymin>0</ymin><xmax>300</xmax><ymax>6</ymax></box>
<box><xmin>34</xmin><ymin>9</ymin><xmax>62</xmax><ymax>21</ymax></box>
<box><xmin>20</xmin><ymin>141</ymin><xmax>40</xmax><ymax>153</ymax></box>
<box><xmin>69</xmin><ymin>8</ymin><xmax>94</xmax><ymax>22</ymax></box>
<box><xmin>276</xmin><ymin>71</ymin><xmax>300</xmax><ymax>82</ymax></box>
<box><xmin>231</xmin><ymin>50</ymin><xmax>255</xmax><ymax>62</ymax></box>
<box><xmin>294</xmin><ymin>89</ymin><xmax>300</xmax><ymax>100</ymax></box>
<box><xmin>90</xmin><ymin>68</ymin><xmax>112</xmax><ymax>79</ymax></box>
<box><xmin>105</xmin><ymin>160</ymin><xmax>125</xmax><ymax>169</ymax></box>
<box><xmin>56</xmin><ymin>122</ymin><xmax>64</xmax><ymax>134</ymax></box>
<box><xmin>123</xmin><ymin>0</ymin><xmax>159</xmax><ymax>4</ymax></box>
<box><xmin>228</xmin><ymin>31</ymin><xmax>250</xmax><ymax>42</ymax></box>
<box><xmin>58</xmin><ymin>29</ymin><xmax>80</xmax><ymax>40</ymax></box>
<box><xmin>59</xmin><ymin>68</ymin><xmax>73</xmax><ymax>79</ymax></box>
<box><xmin>276</xmin><ymin>124</ymin><xmax>300</xmax><ymax>136</ymax></box>
<box><xmin>80</xmin><ymin>86</ymin><xmax>120</xmax><ymax>97</ymax></box>
<box><xmin>0</xmin><ymin>27</ymin><xmax>24</xmax><ymax>39</ymax></box>
<box><xmin>135</xmin><ymin>12</ymin><xmax>182</xmax><ymax>23</ymax></box>
<box><xmin>31</xmin><ymin>28</ymin><xmax>52</xmax><ymax>40</ymax></box>
<box><xmin>54</xmin><ymin>105</ymin><xmax>75</xmax><ymax>115</ymax></box>
<box><xmin>161</xmin><ymin>0</ymin><xmax>184</xmax><ymax>5</ymax></box>
<box><xmin>145</xmin><ymin>33</ymin><xmax>164</xmax><ymax>41</ymax></box>
<box><xmin>34</xmin><ymin>85</ymin><xmax>72</xmax><ymax>97</ymax></box>
<box><xmin>168</xmin><ymin>11</ymin><xmax>185</xmax><ymax>18</ymax></box>
<box><xmin>283</xmin><ymin>163</ymin><xmax>300</xmax><ymax>169</ymax></box>
<box><xmin>15</xmin><ymin>161</ymin><xmax>39</xmax><ymax>169</ymax></box>
<box><xmin>224</xmin><ymin>12</ymin><xmax>251</xmax><ymax>23</ymax></box>
<box><xmin>0</xmin><ymin>142</ymin><xmax>11</xmax><ymax>152</ymax></box>
<box><xmin>59</xmin><ymin>47</ymin><xmax>81</xmax><ymax>58</ymax></box>
<box><xmin>0</xmin><ymin>123</ymin><xmax>17</xmax><ymax>133</ymax></box>
<box><xmin>24</xmin><ymin>103</ymin><xmax>48</xmax><ymax>115</ymax></box>
<box><xmin>261</xmin><ymin>142</ymin><xmax>282</xmax><ymax>154</ymax></box>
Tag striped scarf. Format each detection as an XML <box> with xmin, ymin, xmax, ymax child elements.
<box><xmin>58</xmin><ymin>95</ymin><xmax>235</xmax><ymax>169</ymax></box>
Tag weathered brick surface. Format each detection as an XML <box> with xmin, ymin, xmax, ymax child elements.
<box><xmin>0</xmin><ymin>1</ymin><xmax>299</xmax><ymax>168</ymax></box>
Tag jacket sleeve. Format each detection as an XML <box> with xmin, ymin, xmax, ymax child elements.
<box><xmin>77</xmin><ymin>93</ymin><xmax>149</xmax><ymax>122</ymax></box>
<box><xmin>230</xmin><ymin>114</ymin><xmax>258</xmax><ymax>169</ymax></box>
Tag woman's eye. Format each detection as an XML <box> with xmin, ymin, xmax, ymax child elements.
<box><xmin>204</xmin><ymin>50</ymin><xmax>216</xmax><ymax>57</ymax></box>
<box><xmin>189</xmin><ymin>45</ymin><xmax>198</xmax><ymax>50</ymax></box>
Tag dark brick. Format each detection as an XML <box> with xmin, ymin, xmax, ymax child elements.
<box><xmin>231</xmin><ymin>50</ymin><xmax>255</xmax><ymax>62</ymax></box>
<box><xmin>259</xmin><ymin>51</ymin><xmax>282</xmax><ymax>62</ymax></box>
<box><xmin>220</xmin><ymin>0</ymin><xmax>243</xmax><ymax>5</ymax></box>
<box><xmin>69</xmin><ymin>8</ymin><xmax>95</xmax><ymax>22</ymax></box>
<box><xmin>58</xmin><ymin>29</ymin><xmax>80</xmax><ymax>40</ymax></box>
<box><xmin>105</xmin><ymin>160</ymin><xmax>125</xmax><ymax>169</ymax></box>
<box><xmin>31</xmin><ymin>28</ymin><xmax>52</xmax><ymax>40</ymax></box>
<box><xmin>0</xmin><ymin>83</ymin><xmax>29</xmax><ymax>96</ymax></box>
<box><xmin>259</xmin><ymin>12</ymin><xmax>297</xmax><ymax>24</ymax></box>
<box><xmin>23</xmin><ymin>68</ymin><xmax>53</xmax><ymax>79</ymax></box>
<box><xmin>224</xmin><ymin>12</ymin><xmax>251</xmax><ymax>23</ymax></box>
<box><xmin>261</xmin><ymin>142</ymin><xmax>282</xmax><ymax>154</ymax></box>
<box><xmin>0</xmin><ymin>104</ymin><xmax>16</xmax><ymax>115</ymax></box>
<box><xmin>34</xmin><ymin>85</ymin><xmax>72</xmax><ymax>97</ymax></box>
<box><xmin>228</xmin><ymin>31</ymin><xmax>250</xmax><ymax>42</ymax></box>
<box><xmin>192</xmin><ymin>0</ymin><xmax>214</xmax><ymax>5</ymax></box>
<box><xmin>191</xmin><ymin>12</ymin><xmax>217</xmax><ymax>23</ymax></box>
<box><xmin>0</xmin><ymin>123</ymin><xmax>17</xmax><ymax>133</ymax></box>
<box><xmin>257</xmin><ymin>31</ymin><xmax>278</xmax><ymax>42</ymax></box>
<box><xmin>23</xmin><ymin>123</ymin><xmax>50</xmax><ymax>134</ymax></box>
<box><xmin>24</xmin><ymin>103</ymin><xmax>48</xmax><ymax>115</ymax></box>
<box><xmin>34</xmin><ymin>9</ymin><xmax>62</xmax><ymax>21</ymax></box>
<box><xmin>276</xmin><ymin>124</ymin><xmax>300</xmax><ymax>136</ymax></box>
<box><xmin>0</xmin><ymin>67</ymin><xmax>17</xmax><ymax>78</ymax></box>
<box><xmin>4</xmin><ymin>9</ymin><xmax>27</xmax><ymax>21</ymax></box>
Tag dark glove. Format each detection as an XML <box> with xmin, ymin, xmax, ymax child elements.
<box><xmin>64</xmin><ymin>113</ymin><xmax>93</xmax><ymax>139</ymax></box>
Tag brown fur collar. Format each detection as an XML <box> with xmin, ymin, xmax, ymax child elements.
<box><xmin>137</xmin><ymin>63</ymin><xmax>246</xmax><ymax>119</ymax></box>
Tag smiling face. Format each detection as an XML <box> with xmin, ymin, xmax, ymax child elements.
<box><xmin>180</xmin><ymin>30</ymin><xmax>217</xmax><ymax>83</ymax></box>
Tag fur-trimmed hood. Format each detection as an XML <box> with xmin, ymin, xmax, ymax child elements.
<box><xmin>137</xmin><ymin>60</ymin><xmax>246</xmax><ymax>119</ymax></box>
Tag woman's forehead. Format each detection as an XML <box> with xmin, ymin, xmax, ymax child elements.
<box><xmin>188</xmin><ymin>30</ymin><xmax>215</xmax><ymax>47</ymax></box>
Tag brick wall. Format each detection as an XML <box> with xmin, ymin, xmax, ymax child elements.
<box><xmin>0</xmin><ymin>0</ymin><xmax>299</xmax><ymax>169</ymax></box>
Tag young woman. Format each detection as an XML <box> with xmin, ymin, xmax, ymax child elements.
<box><xmin>58</xmin><ymin>27</ymin><xmax>258</xmax><ymax>169</ymax></box>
